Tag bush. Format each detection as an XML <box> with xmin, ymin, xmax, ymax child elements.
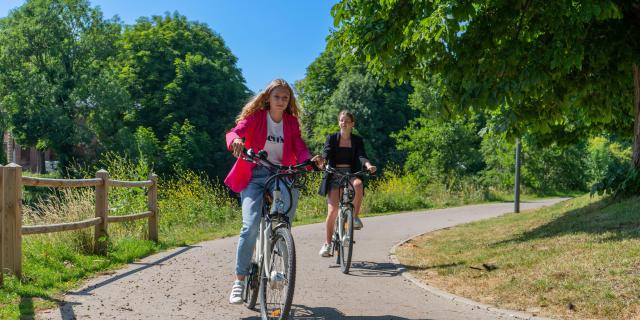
<box><xmin>587</xmin><ymin>136</ymin><xmax>632</xmax><ymax>193</ymax></box>
<box><xmin>481</xmin><ymin>133</ymin><xmax>592</xmax><ymax>194</ymax></box>
<box><xmin>587</xmin><ymin>136</ymin><xmax>635</xmax><ymax>197</ymax></box>
<box><xmin>364</xmin><ymin>169</ymin><xmax>432</xmax><ymax>213</ymax></box>
<box><xmin>395</xmin><ymin>116</ymin><xmax>484</xmax><ymax>189</ymax></box>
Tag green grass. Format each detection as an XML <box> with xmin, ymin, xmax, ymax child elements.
<box><xmin>396</xmin><ymin>195</ymin><xmax>640</xmax><ymax>319</ymax></box>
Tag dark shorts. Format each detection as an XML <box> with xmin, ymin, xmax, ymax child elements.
<box><xmin>329</xmin><ymin>167</ymin><xmax>352</xmax><ymax>191</ymax></box>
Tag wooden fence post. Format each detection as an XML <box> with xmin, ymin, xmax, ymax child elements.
<box><xmin>94</xmin><ymin>170</ymin><xmax>109</xmax><ymax>254</ymax></box>
<box><xmin>0</xmin><ymin>165</ymin><xmax>4</xmax><ymax>286</ymax></box>
<box><xmin>148</xmin><ymin>173</ymin><xmax>158</xmax><ymax>242</ymax></box>
<box><xmin>3</xmin><ymin>164</ymin><xmax>22</xmax><ymax>277</ymax></box>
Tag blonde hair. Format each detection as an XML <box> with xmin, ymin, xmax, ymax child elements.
<box><xmin>236</xmin><ymin>79</ymin><xmax>300</xmax><ymax>123</ymax></box>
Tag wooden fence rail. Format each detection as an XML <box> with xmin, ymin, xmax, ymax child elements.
<box><xmin>0</xmin><ymin>164</ymin><xmax>159</xmax><ymax>284</ymax></box>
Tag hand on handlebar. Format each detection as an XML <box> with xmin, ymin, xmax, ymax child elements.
<box><xmin>365</xmin><ymin>163</ymin><xmax>377</xmax><ymax>174</ymax></box>
<box><xmin>231</xmin><ymin>138</ymin><xmax>244</xmax><ymax>158</ymax></box>
<box><xmin>311</xmin><ymin>155</ymin><xmax>325</xmax><ymax>170</ymax></box>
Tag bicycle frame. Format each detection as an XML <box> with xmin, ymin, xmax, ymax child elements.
<box><xmin>256</xmin><ymin>161</ymin><xmax>301</xmax><ymax>276</ymax></box>
<box><xmin>327</xmin><ymin>166</ymin><xmax>369</xmax><ymax>213</ymax></box>
<box><xmin>241</xmin><ymin>148</ymin><xmax>314</xmax><ymax>315</ymax></box>
<box><xmin>326</xmin><ymin>166</ymin><xmax>371</xmax><ymax>273</ymax></box>
<box><xmin>256</xmin><ymin>174</ymin><xmax>293</xmax><ymax>281</ymax></box>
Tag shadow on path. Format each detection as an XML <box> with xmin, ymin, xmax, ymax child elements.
<box><xmin>48</xmin><ymin>245</ymin><xmax>197</xmax><ymax>320</ymax></box>
<box><xmin>69</xmin><ymin>245</ymin><xmax>198</xmax><ymax>295</ymax></box>
<box><xmin>497</xmin><ymin>197</ymin><xmax>640</xmax><ymax>244</ymax></box>
<box><xmin>243</xmin><ymin>304</ymin><xmax>432</xmax><ymax>319</ymax></box>
<box><xmin>20</xmin><ymin>296</ymin><xmax>80</xmax><ymax>320</ymax></box>
<box><xmin>347</xmin><ymin>261</ymin><xmax>404</xmax><ymax>278</ymax></box>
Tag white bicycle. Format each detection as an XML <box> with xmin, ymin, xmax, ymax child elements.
<box><xmin>241</xmin><ymin>148</ymin><xmax>315</xmax><ymax>320</ymax></box>
<box><xmin>325</xmin><ymin>166</ymin><xmax>372</xmax><ymax>274</ymax></box>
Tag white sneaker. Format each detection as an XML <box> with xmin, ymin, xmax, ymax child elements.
<box><xmin>318</xmin><ymin>243</ymin><xmax>331</xmax><ymax>257</ymax></box>
<box><xmin>229</xmin><ymin>280</ymin><xmax>244</xmax><ymax>304</ymax></box>
<box><xmin>354</xmin><ymin>217</ymin><xmax>363</xmax><ymax>230</ymax></box>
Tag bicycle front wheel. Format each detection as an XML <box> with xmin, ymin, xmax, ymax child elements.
<box><xmin>259</xmin><ymin>227</ymin><xmax>296</xmax><ymax>320</ymax></box>
<box><xmin>339</xmin><ymin>206</ymin><xmax>354</xmax><ymax>274</ymax></box>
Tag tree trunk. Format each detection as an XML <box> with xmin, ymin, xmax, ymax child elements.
<box><xmin>633</xmin><ymin>63</ymin><xmax>640</xmax><ymax>169</ymax></box>
<box><xmin>37</xmin><ymin>150</ymin><xmax>45</xmax><ymax>174</ymax></box>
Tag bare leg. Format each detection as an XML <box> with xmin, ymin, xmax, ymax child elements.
<box><xmin>325</xmin><ymin>188</ymin><xmax>340</xmax><ymax>244</ymax></box>
<box><xmin>352</xmin><ymin>177</ymin><xmax>364</xmax><ymax>218</ymax></box>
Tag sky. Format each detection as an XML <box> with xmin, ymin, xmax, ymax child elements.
<box><xmin>0</xmin><ymin>0</ymin><xmax>338</xmax><ymax>93</ymax></box>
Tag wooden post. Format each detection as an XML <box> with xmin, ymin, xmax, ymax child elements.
<box><xmin>3</xmin><ymin>164</ymin><xmax>22</xmax><ymax>277</ymax></box>
<box><xmin>147</xmin><ymin>173</ymin><xmax>158</xmax><ymax>242</ymax></box>
<box><xmin>0</xmin><ymin>166</ymin><xmax>4</xmax><ymax>286</ymax></box>
<box><xmin>94</xmin><ymin>170</ymin><xmax>109</xmax><ymax>254</ymax></box>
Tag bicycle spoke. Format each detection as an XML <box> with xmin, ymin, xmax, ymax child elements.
<box><xmin>260</xmin><ymin>229</ymin><xmax>295</xmax><ymax>319</ymax></box>
<box><xmin>339</xmin><ymin>206</ymin><xmax>354</xmax><ymax>274</ymax></box>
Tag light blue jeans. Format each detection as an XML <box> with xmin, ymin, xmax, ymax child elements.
<box><xmin>235</xmin><ymin>166</ymin><xmax>299</xmax><ymax>276</ymax></box>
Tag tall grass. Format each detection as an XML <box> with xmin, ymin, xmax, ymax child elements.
<box><xmin>361</xmin><ymin>169</ymin><xmax>506</xmax><ymax>215</ymax></box>
<box><xmin>364</xmin><ymin>170</ymin><xmax>431</xmax><ymax>213</ymax></box>
<box><xmin>158</xmin><ymin>170</ymin><xmax>241</xmax><ymax>244</ymax></box>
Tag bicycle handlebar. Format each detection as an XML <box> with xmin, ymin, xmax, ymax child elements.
<box><xmin>324</xmin><ymin>165</ymin><xmax>375</xmax><ymax>179</ymax></box>
<box><xmin>242</xmin><ymin>148</ymin><xmax>318</xmax><ymax>172</ymax></box>
<box><xmin>240</xmin><ymin>148</ymin><xmax>318</xmax><ymax>219</ymax></box>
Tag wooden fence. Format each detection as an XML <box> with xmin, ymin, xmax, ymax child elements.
<box><xmin>0</xmin><ymin>163</ymin><xmax>158</xmax><ymax>285</ymax></box>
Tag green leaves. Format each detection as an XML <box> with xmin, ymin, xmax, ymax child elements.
<box><xmin>0</xmin><ymin>3</ymin><xmax>248</xmax><ymax>177</ymax></box>
<box><xmin>0</xmin><ymin>0</ymin><xmax>124</xmax><ymax>166</ymax></box>
<box><xmin>297</xmin><ymin>49</ymin><xmax>415</xmax><ymax>167</ymax></box>
<box><xmin>330</xmin><ymin>0</ymin><xmax>640</xmax><ymax>143</ymax></box>
<box><xmin>394</xmin><ymin>115</ymin><xmax>484</xmax><ymax>189</ymax></box>
<box><xmin>111</xmin><ymin>12</ymin><xmax>249</xmax><ymax>177</ymax></box>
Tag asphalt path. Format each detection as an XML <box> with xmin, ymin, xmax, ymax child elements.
<box><xmin>38</xmin><ymin>199</ymin><xmax>565</xmax><ymax>320</ymax></box>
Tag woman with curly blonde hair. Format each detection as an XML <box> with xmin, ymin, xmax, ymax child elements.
<box><xmin>234</xmin><ymin>78</ymin><xmax>301</xmax><ymax>123</ymax></box>
<box><xmin>224</xmin><ymin>78</ymin><xmax>323</xmax><ymax>304</ymax></box>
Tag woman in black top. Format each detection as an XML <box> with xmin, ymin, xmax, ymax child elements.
<box><xmin>318</xmin><ymin>111</ymin><xmax>376</xmax><ymax>257</ymax></box>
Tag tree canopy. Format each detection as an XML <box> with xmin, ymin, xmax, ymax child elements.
<box><xmin>296</xmin><ymin>46</ymin><xmax>415</xmax><ymax>167</ymax></box>
<box><xmin>0</xmin><ymin>0</ymin><xmax>124</xmax><ymax>166</ymax></box>
<box><xmin>0</xmin><ymin>2</ymin><xmax>249</xmax><ymax>178</ymax></box>
<box><xmin>115</xmin><ymin>13</ymin><xmax>250</xmax><ymax>176</ymax></box>
<box><xmin>330</xmin><ymin>1</ymin><xmax>640</xmax><ymax>146</ymax></box>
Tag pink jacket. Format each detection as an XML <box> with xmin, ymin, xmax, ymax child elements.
<box><xmin>224</xmin><ymin>110</ymin><xmax>311</xmax><ymax>193</ymax></box>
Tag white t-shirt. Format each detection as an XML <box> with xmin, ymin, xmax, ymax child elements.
<box><xmin>264</xmin><ymin>112</ymin><xmax>284</xmax><ymax>165</ymax></box>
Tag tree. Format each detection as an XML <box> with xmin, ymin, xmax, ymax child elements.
<box><xmin>296</xmin><ymin>46</ymin><xmax>349</xmax><ymax>142</ymax></box>
<box><xmin>481</xmin><ymin>132</ymin><xmax>592</xmax><ymax>194</ymax></box>
<box><xmin>395</xmin><ymin>115</ymin><xmax>484</xmax><ymax>189</ymax></box>
<box><xmin>330</xmin><ymin>1</ymin><xmax>640</xmax><ymax>166</ymax></box>
<box><xmin>0</xmin><ymin>0</ymin><xmax>125</xmax><ymax>167</ymax></box>
<box><xmin>322</xmin><ymin>72</ymin><xmax>414</xmax><ymax>166</ymax></box>
<box><xmin>115</xmin><ymin>13</ymin><xmax>249</xmax><ymax>177</ymax></box>
<box><xmin>163</xmin><ymin>120</ymin><xmax>212</xmax><ymax>173</ymax></box>
<box><xmin>297</xmin><ymin>46</ymin><xmax>415</xmax><ymax>167</ymax></box>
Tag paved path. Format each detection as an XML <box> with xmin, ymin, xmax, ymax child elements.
<box><xmin>38</xmin><ymin>199</ymin><xmax>565</xmax><ymax>320</ymax></box>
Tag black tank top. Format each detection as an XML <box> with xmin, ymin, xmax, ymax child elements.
<box><xmin>335</xmin><ymin>147</ymin><xmax>352</xmax><ymax>165</ymax></box>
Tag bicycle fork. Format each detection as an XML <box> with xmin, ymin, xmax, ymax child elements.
<box><xmin>259</xmin><ymin>187</ymin><xmax>287</xmax><ymax>288</ymax></box>
<box><xmin>258</xmin><ymin>219</ymin><xmax>272</xmax><ymax>278</ymax></box>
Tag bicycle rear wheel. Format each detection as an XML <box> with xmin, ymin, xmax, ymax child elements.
<box><xmin>244</xmin><ymin>260</ymin><xmax>260</xmax><ymax>309</ymax></box>
<box><xmin>259</xmin><ymin>227</ymin><xmax>296</xmax><ymax>320</ymax></box>
<box><xmin>339</xmin><ymin>205</ymin><xmax>354</xmax><ymax>274</ymax></box>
